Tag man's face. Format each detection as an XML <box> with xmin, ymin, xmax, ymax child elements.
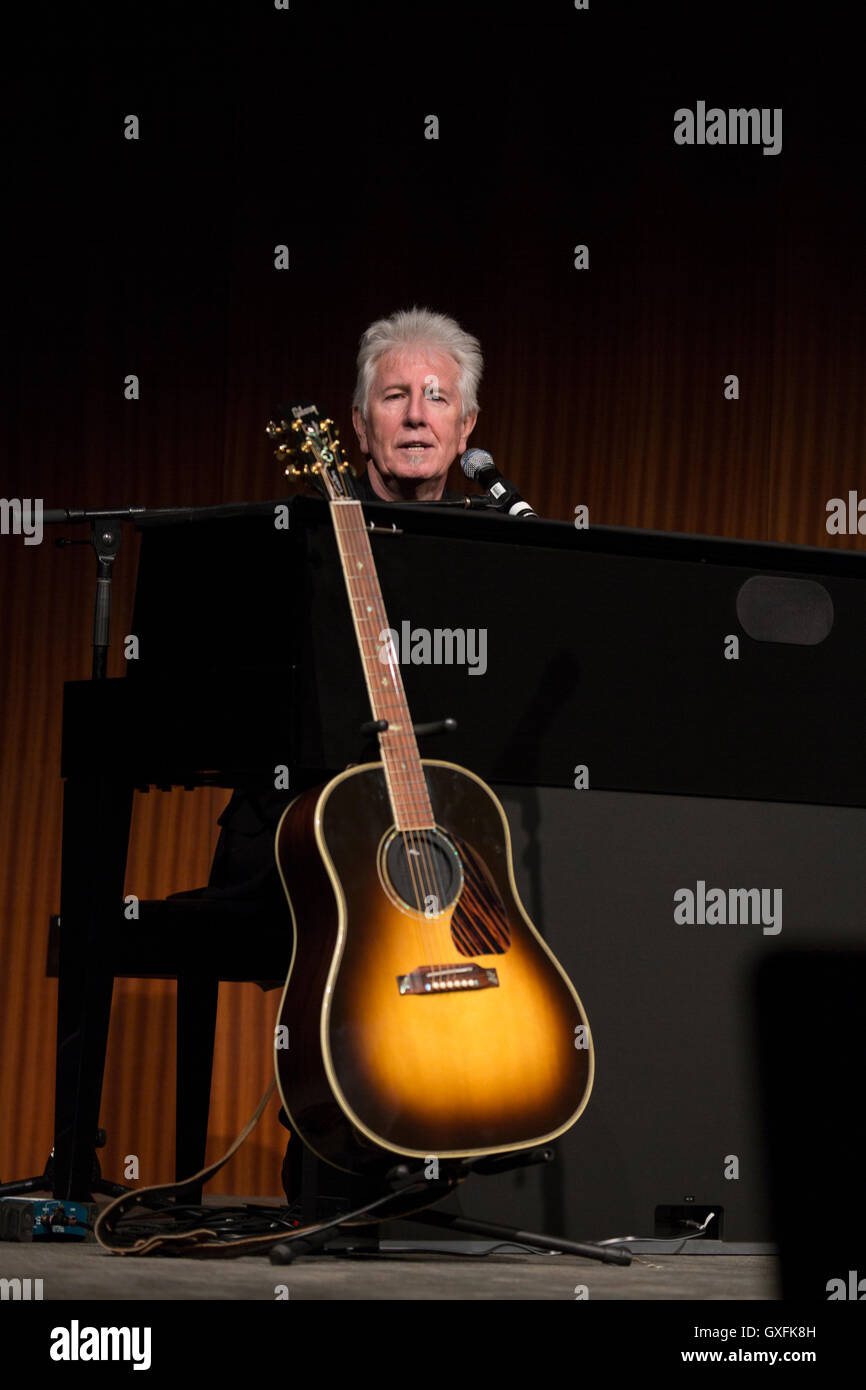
<box><xmin>352</xmin><ymin>348</ymin><xmax>477</xmax><ymax>498</ymax></box>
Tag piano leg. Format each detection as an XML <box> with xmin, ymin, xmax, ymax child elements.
<box><xmin>53</xmin><ymin>774</ymin><xmax>133</xmax><ymax>1200</ymax></box>
<box><xmin>176</xmin><ymin>974</ymin><xmax>219</xmax><ymax>1202</ymax></box>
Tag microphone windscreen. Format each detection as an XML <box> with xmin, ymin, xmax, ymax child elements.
<box><xmin>460</xmin><ymin>448</ymin><xmax>495</xmax><ymax>480</ymax></box>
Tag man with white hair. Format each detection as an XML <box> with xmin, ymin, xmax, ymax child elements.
<box><xmin>207</xmin><ymin>307</ymin><xmax>483</xmax><ymax>910</ymax></box>
<box><xmin>204</xmin><ymin>308</ymin><xmax>483</xmax><ymax>1206</ymax></box>
<box><xmin>350</xmin><ymin>306</ymin><xmax>481</xmax><ymax>502</ymax></box>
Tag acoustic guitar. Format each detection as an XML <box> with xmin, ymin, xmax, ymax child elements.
<box><xmin>268</xmin><ymin>405</ymin><xmax>594</xmax><ymax>1178</ymax></box>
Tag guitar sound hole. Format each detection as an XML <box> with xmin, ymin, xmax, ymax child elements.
<box><xmin>381</xmin><ymin>829</ymin><xmax>463</xmax><ymax>916</ymax></box>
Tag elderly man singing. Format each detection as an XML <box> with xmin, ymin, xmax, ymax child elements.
<box><xmin>208</xmin><ymin>306</ymin><xmax>484</xmax><ymax>1206</ymax></box>
<box><xmin>350</xmin><ymin>306</ymin><xmax>481</xmax><ymax>502</ymax></box>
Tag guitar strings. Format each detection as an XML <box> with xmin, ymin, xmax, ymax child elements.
<box><xmin>336</xmin><ymin>501</ymin><xmax>449</xmax><ymax>982</ymax></box>
<box><xmin>338</xmin><ymin>499</ymin><xmax>443</xmax><ymax>927</ymax></box>
<box><xmin>343</xmin><ymin>506</ymin><xmax>445</xmax><ymax>979</ymax></box>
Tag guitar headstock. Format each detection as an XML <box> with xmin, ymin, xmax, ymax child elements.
<box><xmin>266</xmin><ymin>402</ymin><xmax>358</xmax><ymax>502</ymax></box>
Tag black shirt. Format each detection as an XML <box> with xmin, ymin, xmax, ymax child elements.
<box><xmin>350</xmin><ymin>468</ymin><xmax>465</xmax><ymax>504</ymax></box>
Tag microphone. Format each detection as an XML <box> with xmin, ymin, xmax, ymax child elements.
<box><xmin>460</xmin><ymin>449</ymin><xmax>538</xmax><ymax>519</ymax></box>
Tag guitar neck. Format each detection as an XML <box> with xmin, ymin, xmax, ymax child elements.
<box><xmin>330</xmin><ymin>499</ymin><xmax>434</xmax><ymax>831</ymax></box>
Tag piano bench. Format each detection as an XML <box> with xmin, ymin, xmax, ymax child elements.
<box><xmin>49</xmin><ymin>898</ymin><xmax>291</xmax><ymax>1203</ymax></box>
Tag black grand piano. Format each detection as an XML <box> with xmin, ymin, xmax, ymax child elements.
<box><xmin>54</xmin><ymin>494</ymin><xmax>866</xmax><ymax>1243</ymax></box>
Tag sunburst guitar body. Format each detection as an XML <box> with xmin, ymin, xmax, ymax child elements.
<box><xmin>274</xmin><ymin>759</ymin><xmax>593</xmax><ymax>1174</ymax></box>
<box><xmin>268</xmin><ymin>402</ymin><xmax>594</xmax><ymax>1180</ymax></box>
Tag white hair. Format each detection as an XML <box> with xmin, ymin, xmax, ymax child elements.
<box><xmin>352</xmin><ymin>306</ymin><xmax>483</xmax><ymax>421</ymax></box>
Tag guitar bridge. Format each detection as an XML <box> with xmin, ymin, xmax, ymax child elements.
<box><xmin>397</xmin><ymin>964</ymin><xmax>499</xmax><ymax>995</ymax></box>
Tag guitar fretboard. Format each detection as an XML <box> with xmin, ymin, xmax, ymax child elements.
<box><xmin>331</xmin><ymin>499</ymin><xmax>434</xmax><ymax>831</ymax></box>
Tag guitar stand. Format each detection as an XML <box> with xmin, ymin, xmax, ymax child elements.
<box><xmin>360</xmin><ymin>716</ymin><xmax>458</xmax><ymax>739</ymax></box>
<box><xmin>268</xmin><ymin>1148</ymin><xmax>631</xmax><ymax>1266</ymax></box>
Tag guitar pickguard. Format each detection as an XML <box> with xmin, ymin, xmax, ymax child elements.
<box><xmin>448</xmin><ymin>833</ymin><xmax>511</xmax><ymax>957</ymax></box>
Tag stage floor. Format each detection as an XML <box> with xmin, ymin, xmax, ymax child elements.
<box><xmin>0</xmin><ymin>1225</ymin><xmax>779</xmax><ymax>1301</ymax></box>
